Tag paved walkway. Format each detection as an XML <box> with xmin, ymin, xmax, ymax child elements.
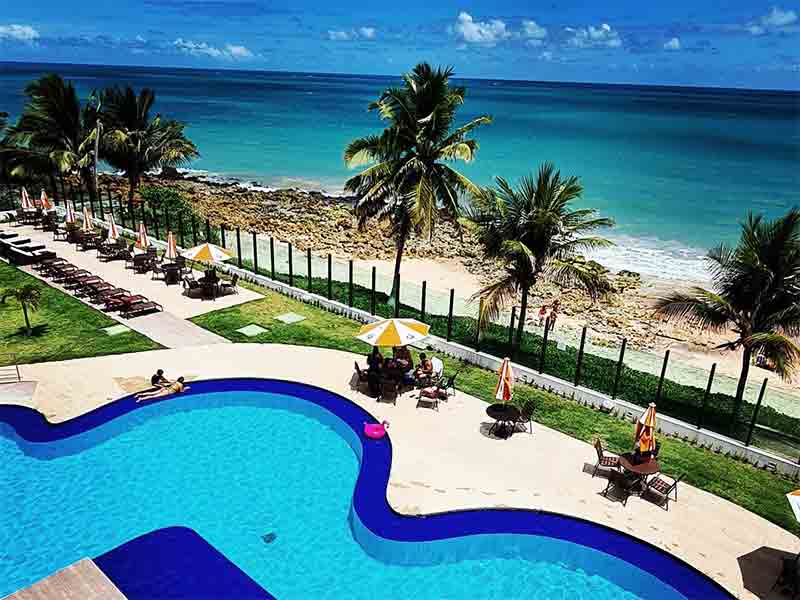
<box><xmin>8</xmin><ymin>344</ymin><xmax>798</xmax><ymax>599</ymax></box>
<box><xmin>5</xmin><ymin>559</ymin><xmax>125</xmax><ymax>600</ymax></box>
<box><xmin>9</xmin><ymin>224</ymin><xmax>253</xmax><ymax>348</ymax></box>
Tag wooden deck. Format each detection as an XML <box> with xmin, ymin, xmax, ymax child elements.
<box><xmin>4</xmin><ymin>559</ymin><xmax>126</xmax><ymax>600</ymax></box>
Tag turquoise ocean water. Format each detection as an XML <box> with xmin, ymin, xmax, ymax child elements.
<box><xmin>0</xmin><ymin>390</ymin><xmax>688</xmax><ymax>599</ymax></box>
<box><xmin>1</xmin><ymin>62</ymin><xmax>798</xmax><ymax>280</ymax></box>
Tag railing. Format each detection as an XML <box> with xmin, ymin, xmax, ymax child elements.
<box><xmin>3</xmin><ymin>176</ymin><xmax>800</xmax><ymax>464</ymax></box>
<box><xmin>0</xmin><ymin>354</ymin><xmax>22</xmax><ymax>384</ymax></box>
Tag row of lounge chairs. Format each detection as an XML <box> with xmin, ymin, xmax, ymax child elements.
<box><xmin>0</xmin><ymin>229</ymin><xmax>55</xmax><ymax>265</ymax></box>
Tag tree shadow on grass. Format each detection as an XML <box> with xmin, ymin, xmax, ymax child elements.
<box><xmin>7</xmin><ymin>324</ymin><xmax>50</xmax><ymax>339</ymax></box>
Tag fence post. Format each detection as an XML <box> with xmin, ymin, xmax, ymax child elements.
<box><xmin>178</xmin><ymin>212</ymin><xmax>184</xmax><ymax>247</ymax></box>
<box><xmin>574</xmin><ymin>326</ymin><xmax>588</xmax><ymax>387</ymax></box>
<box><xmin>370</xmin><ymin>267</ymin><xmax>376</xmax><ymax>315</ymax></box>
<box><xmin>508</xmin><ymin>306</ymin><xmax>517</xmax><ymax>356</ymax></box>
<box><xmin>655</xmin><ymin>350</ymin><xmax>670</xmax><ymax>403</ymax></box>
<box><xmin>236</xmin><ymin>227</ymin><xmax>242</xmax><ymax>268</ymax></box>
<box><xmin>393</xmin><ymin>274</ymin><xmax>400</xmax><ymax>318</ymax></box>
<box><xmin>270</xmin><ymin>237</ymin><xmax>275</xmax><ymax>279</ymax></box>
<box><xmin>221</xmin><ymin>225</ymin><xmax>226</xmax><ymax>248</ymax></box>
<box><xmin>206</xmin><ymin>219</ymin><xmax>211</xmax><ymax>241</ymax></box>
<box><xmin>446</xmin><ymin>289</ymin><xmax>454</xmax><ymax>341</ymax></box>
<box><xmin>420</xmin><ymin>281</ymin><xmax>427</xmax><ymax>322</ymax></box>
<box><xmin>152</xmin><ymin>203</ymin><xmax>159</xmax><ymax>239</ymax></box>
<box><xmin>89</xmin><ymin>187</ymin><xmax>96</xmax><ymax>217</ymax></box>
<box><xmin>97</xmin><ymin>187</ymin><xmax>104</xmax><ymax>219</ymax></box>
<box><xmin>539</xmin><ymin>318</ymin><xmax>550</xmax><ymax>373</ymax></box>
<box><xmin>288</xmin><ymin>242</ymin><xmax>293</xmax><ymax>286</ymax></box>
<box><xmin>745</xmin><ymin>378</ymin><xmax>769</xmax><ymax>446</ymax></box>
<box><xmin>348</xmin><ymin>260</ymin><xmax>353</xmax><ymax>307</ymax></box>
<box><xmin>698</xmin><ymin>363</ymin><xmax>716</xmax><ymax>429</ymax></box>
<box><xmin>140</xmin><ymin>202</ymin><xmax>147</xmax><ymax>230</ymax></box>
<box><xmin>327</xmin><ymin>254</ymin><xmax>332</xmax><ymax>299</ymax></box>
<box><xmin>306</xmin><ymin>249</ymin><xmax>312</xmax><ymax>292</ymax></box>
<box><xmin>611</xmin><ymin>338</ymin><xmax>627</xmax><ymax>399</ymax></box>
<box><xmin>475</xmin><ymin>297</ymin><xmax>484</xmax><ymax>349</ymax></box>
<box><xmin>192</xmin><ymin>216</ymin><xmax>198</xmax><ymax>246</ymax></box>
<box><xmin>59</xmin><ymin>175</ymin><xmax>66</xmax><ymax>205</ymax></box>
<box><xmin>252</xmin><ymin>232</ymin><xmax>258</xmax><ymax>273</ymax></box>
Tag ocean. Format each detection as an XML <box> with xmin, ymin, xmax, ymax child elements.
<box><xmin>1</xmin><ymin>61</ymin><xmax>798</xmax><ymax>281</ymax></box>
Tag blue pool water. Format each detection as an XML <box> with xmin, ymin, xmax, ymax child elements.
<box><xmin>0</xmin><ymin>381</ymin><xmax>726</xmax><ymax>598</ymax></box>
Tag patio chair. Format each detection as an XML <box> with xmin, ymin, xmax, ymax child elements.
<box><xmin>53</xmin><ymin>226</ymin><xmax>68</xmax><ymax>242</ymax></box>
<box><xmin>592</xmin><ymin>439</ymin><xmax>621</xmax><ymax>478</ymax></box>
<box><xmin>378</xmin><ymin>374</ymin><xmax>400</xmax><ymax>405</ymax></box>
<box><xmin>354</xmin><ymin>362</ymin><xmax>369</xmax><ymax>391</ymax></box>
<box><xmin>220</xmin><ymin>273</ymin><xmax>240</xmax><ymax>295</ymax></box>
<box><xmin>515</xmin><ymin>399</ymin><xmax>535</xmax><ymax>434</ymax></box>
<box><xmin>416</xmin><ymin>357</ymin><xmax>444</xmax><ymax>388</ymax></box>
<box><xmin>602</xmin><ymin>470</ymin><xmax>638</xmax><ymax>506</ymax></box>
<box><xmin>643</xmin><ymin>473</ymin><xmax>683</xmax><ymax>511</ymax></box>
<box><xmin>416</xmin><ymin>374</ymin><xmax>454</xmax><ymax>411</ymax></box>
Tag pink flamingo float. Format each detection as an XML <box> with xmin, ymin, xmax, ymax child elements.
<box><xmin>364</xmin><ymin>421</ymin><xmax>389</xmax><ymax>439</ymax></box>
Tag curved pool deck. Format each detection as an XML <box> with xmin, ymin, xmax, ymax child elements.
<box><xmin>4</xmin><ymin>344</ymin><xmax>798</xmax><ymax>598</ymax></box>
<box><xmin>1</xmin><ymin>377</ymin><xmax>731</xmax><ymax>599</ymax></box>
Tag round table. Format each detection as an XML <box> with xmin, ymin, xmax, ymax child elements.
<box><xmin>619</xmin><ymin>453</ymin><xmax>660</xmax><ymax>492</ymax></box>
<box><xmin>486</xmin><ymin>403</ymin><xmax>520</xmax><ymax>438</ymax></box>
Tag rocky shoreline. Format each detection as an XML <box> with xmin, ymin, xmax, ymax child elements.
<box><xmin>97</xmin><ymin>170</ymin><xmax>719</xmax><ymax>353</ymax></box>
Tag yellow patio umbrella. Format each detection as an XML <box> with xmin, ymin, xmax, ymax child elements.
<box><xmin>494</xmin><ymin>357</ymin><xmax>514</xmax><ymax>403</ymax></box>
<box><xmin>105</xmin><ymin>214</ymin><xmax>120</xmax><ymax>243</ymax></box>
<box><xmin>181</xmin><ymin>242</ymin><xmax>232</xmax><ymax>264</ymax></box>
<box><xmin>64</xmin><ymin>201</ymin><xmax>76</xmax><ymax>224</ymax></box>
<box><xmin>164</xmin><ymin>231</ymin><xmax>179</xmax><ymax>261</ymax></box>
<box><xmin>356</xmin><ymin>318</ymin><xmax>430</xmax><ymax>347</ymax></box>
<box><xmin>81</xmin><ymin>207</ymin><xmax>94</xmax><ymax>232</ymax></box>
<box><xmin>135</xmin><ymin>222</ymin><xmax>150</xmax><ymax>251</ymax></box>
<box><xmin>635</xmin><ymin>403</ymin><xmax>657</xmax><ymax>453</ymax></box>
<box><xmin>786</xmin><ymin>490</ymin><xmax>800</xmax><ymax>524</ymax></box>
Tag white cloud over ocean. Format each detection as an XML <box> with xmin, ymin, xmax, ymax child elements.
<box><xmin>327</xmin><ymin>27</ymin><xmax>378</xmax><ymax>41</ymax></box>
<box><xmin>566</xmin><ymin>23</ymin><xmax>622</xmax><ymax>49</ymax></box>
<box><xmin>452</xmin><ymin>12</ymin><xmax>511</xmax><ymax>46</ymax></box>
<box><xmin>0</xmin><ymin>24</ymin><xmax>40</xmax><ymax>43</ymax></box>
<box><xmin>746</xmin><ymin>6</ymin><xmax>798</xmax><ymax>35</ymax></box>
<box><xmin>173</xmin><ymin>38</ymin><xmax>254</xmax><ymax>60</ymax></box>
<box><xmin>663</xmin><ymin>37</ymin><xmax>681</xmax><ymax>50</ymax></box>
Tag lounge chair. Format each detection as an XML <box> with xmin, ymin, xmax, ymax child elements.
<box><xmin>92</xmin><ymin>288</ymin><xmax>129</xmax><ymax>304</ymax></box>
<box><xmin>592</xmin><ymin>440</ymin><xmax>621</xmax><ymax>478</ymax></box>
<box><xmin>104</xmin><ymin>294</ymin><xmax>146</xmax><ymax>312</ymax></box>
<box><xmin>643</xmin><ymin>473</ymin><xmax>682</xmax><ymax>511</ymax></box>
<box><xmin>122</xmin><ymin>300</ymin><xmax>163</xmax><ymax>318</ymax></box>
<box><xmin>354</xmin><ymin>362</ymin><xmax>369</xmax><ymax>391</ymax></box>
<box><xmin>220</xmin><ymin>273</ymin><xmax>240</xmax><ymax>295</ymax></box>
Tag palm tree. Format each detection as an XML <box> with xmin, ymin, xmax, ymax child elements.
<box><xmin>2</xmin><ymin>74</ymin><xmax>97</xmax><ymax>194</ymax></box>
<box><xmin>654</xmin><ymin>209</ymin><xmax>800</xmax><ymax>427</ymax></box>
<box><xmin>101</xmin><ymin>86</ymin><xmax>198</xmax><ymax>210</ymax></box>
<box><xmin>344</xmin><ymin>63</ymin><xmax>492</xmax><ymax>300</ymax></box>
<box><xmin>464</xmin><ymin>162</ymin><xmax>614</xmax><ymax>350</ymax></box>
<box><xmin>1</xmin><ymin>284</ymin><xmax>43</xmax><ymax>337</ymax></box>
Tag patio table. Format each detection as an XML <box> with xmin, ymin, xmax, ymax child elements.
<box><xmin>619</xmin><ymin>453</ymin><xmax>661</xmax><ymax>491</ymax></box>
<box><xmin>486</xmin><ymin>403</ymin><xmax>520</xmax><ymax>439</ymax></box>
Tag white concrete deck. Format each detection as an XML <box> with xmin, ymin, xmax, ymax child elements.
<box><xmin>3</xmin><ymin>559</ymin><xmax>125</xmax><ymax>600</ymax></box>
<box><xmin>6</xmin><ymin>343</ymin><xmax>797</xmax><ymax>599</ymax></box>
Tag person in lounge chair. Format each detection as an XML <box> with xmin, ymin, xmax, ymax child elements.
<box><xmin>150</xmin><ymin>369</ymin><xmax>171</xmax><ymax>389</ymax></box>
<box><xmin>136</xmin><ymin>377</ymin><xmax>189</xmax><ymax>402</ymax></box>
<box><xmin>414</xmin><ymin>353</ymin><xmax>433</xmax><ymax>381</ymax></box>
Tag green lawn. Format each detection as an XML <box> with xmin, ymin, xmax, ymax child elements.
<box><xmin>192</xmin><ymin>286</ymin><xmax>800</xmax><ymax>535</ymax></box>
<box><xmin>0</xmin><ymin>262</ymin><xmax>161</xmax><ymax>366</ymax></box>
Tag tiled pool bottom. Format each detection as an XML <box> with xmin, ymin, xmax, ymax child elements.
<box><xmin>0</xmin><ymin>379</ymin><xmax>732</xmax><ymax>599</ymax></box>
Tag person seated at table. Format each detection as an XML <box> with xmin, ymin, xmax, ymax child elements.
<box><xmin>150</xmin><ymin>369</ymin><xmax>171</xmax><ymax>389</ymax></box>
<box><xmin>136</xmin><ymin>377</ymin><xmax>189</xmax><ymax>402</ymax></box>
<box><xmin>366</xmin><ymin>347</ymin><xmax>384</xmax><ymax>371</ymax></box>
<box><xmin>414</xmin><ymin>353</ymin><xmax>433</xmax><ymax>381</ymax></box>
<box><xmin>204</xmin><ymin>267</ymin><xmax>219</xmax><ymax>283</ymax></box>
<box><xmin>392</xmin><ymin>346</ymin><xmax>413</xmax><ymax>372</ymax></box>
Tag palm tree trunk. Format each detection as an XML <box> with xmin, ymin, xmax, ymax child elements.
<box><xmin>127</xmin><ymin>170</ymin><xmax>137</xmax><ymax>213</ymax></box>
<box><xmin>21</xmin><ymin>303</ymin><xmax>31</xmax><ymax>336</ymax></box>
<box><xmin>730</xmin><ymin>347</ymin><xmax>753</xmax><ymax>434</ymax></box>
<box><xmin>389</xmin><ymin>234</ymin><xmax>407</xmax><ymax>306</ymax></box>
<box><xmin>513</xmin><ymin>285</ymin><xmax>530</xmax><ymax>351</ymax></box>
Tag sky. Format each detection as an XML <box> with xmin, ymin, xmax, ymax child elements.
<box><xmin>1</xmin><ymin>1</ymin><xmax>799</xmax><ymax>89</ymax></box>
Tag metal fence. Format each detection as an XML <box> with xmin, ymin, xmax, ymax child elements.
<box><xmin>3</xmin><ymin>176</ymin><xmax>799</xmax><ymax>462</ymax></box>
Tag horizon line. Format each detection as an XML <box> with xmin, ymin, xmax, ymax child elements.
<box><xmin>1</xmin><ymin>59</ymin><xmax>798</xmax><ymax>95</ymax></box>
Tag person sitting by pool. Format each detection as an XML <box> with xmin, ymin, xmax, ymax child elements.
<box><xmin>366</xmin><ymin>347</ymin><xmax>384</xmax><ymax>371</ymax></box>
<box><xmin>392</xmin><ymin>346</ymin><xmax>414</xmax><ymax>372</ymax></box>
<box><xmin>150</xmin><ymin>369</ymin><xmax>171</xmax><ymax>389</ymax></box>
<box><xmin>136</xmin><ymin>377</ymin><xmax>189</xmax><ymax>402</ymax></box>
<box><xmin>414</xmin><ymin>353</ymin><xmax>433</xmax><ymax>381</ymax></box>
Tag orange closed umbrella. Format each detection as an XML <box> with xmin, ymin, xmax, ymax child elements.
<box><xmin>635</xmin><ymin>403</ymin><xmax>657</xmax><ymax>453</ymax></box>
<box><xmin>494</xmin><ymin>357</ymin><xmax>514</xmax><ymax>403</ymax></box>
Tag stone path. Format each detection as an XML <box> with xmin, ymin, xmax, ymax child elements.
<box><xmin>4</xmin><ymin>559</ymin><xmax>125</xmax><ymax>600</ymax></box>
<box><xmin>9</xmin><ymin>344</ymin><xmax>798</xmax><ymax>599</ymax></box>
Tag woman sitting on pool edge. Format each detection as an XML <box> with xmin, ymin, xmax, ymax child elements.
<box><xmin>136</xmin><ymin>377</ymin><xmax>190</xmax><ymax>402</ymax></box>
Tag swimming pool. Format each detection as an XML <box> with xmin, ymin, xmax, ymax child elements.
<box><xmin>0</xmin><ymin>379</ymin><xmax>731</xmax><ymax>599</ymax></box>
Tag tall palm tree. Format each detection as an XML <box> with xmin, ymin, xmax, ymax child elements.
<box><xmin>1</xmin><ymin>284</ymin><xmax>43</xmax><ymax>337</ymax></box>
<box><xmin>2</xmin><ymin>74</ymin><xmax>97</xmax><ymax>194</ymax></box>
<box><xmin>344</xmin><ymin>63</ymin><xmax>492</xmax><ymax>299</ymax></box>
<box><xmin>101</xmin><ymin>86</ymin><xmax>198</xmax><ymax>210</ymax></box>
<box><xmin>464</xmin><ymin>163</ymin><xmax>614</xmax><ymax>350</ymax></box>
<box><xmin>654</xmin><ymin>209</ymin><xmax>800</xmax><ymax>427</ymax></box>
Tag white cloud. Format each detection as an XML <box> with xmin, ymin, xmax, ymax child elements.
<box><xmin>522</xmin><ymin>20</ymin><xmax>547</xmax><ymax>40</ymax></box>
<box><xmin>539</xmin><ymin>50</ymin><xmax>554</xmax><ymax>61</ymax></box>
<box><xmin>566</xmin><ymin>23</ymin><xmax>622</xmax><ymax>49</ymax></box>
<box><xmin>173</xmin><ymin>38</ymin><xmax>254</xmax><ymax>60</ymax></box>
<box><xmin>452</xmin><ymin>11</ymin><xmax>511</xmax><ymax>46</ymax></box>
<box><xmin>747</xmin><ymin>6</ymin><xmax>798</xmax><ymax>35</ymax></box>
<box><xmin>663</xmin><ymin>37</ymin><xmax>681</xmax><ymax>50</ymax></box>
<box><xmin>0</xmin><ymin>24</ymin><xmax>40</xmax><ymax>43</ymax></box>
<box><xmin>328</xmin><ymin>27</ymin><xmax>376</xmax><ymax>41</ymax></box>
